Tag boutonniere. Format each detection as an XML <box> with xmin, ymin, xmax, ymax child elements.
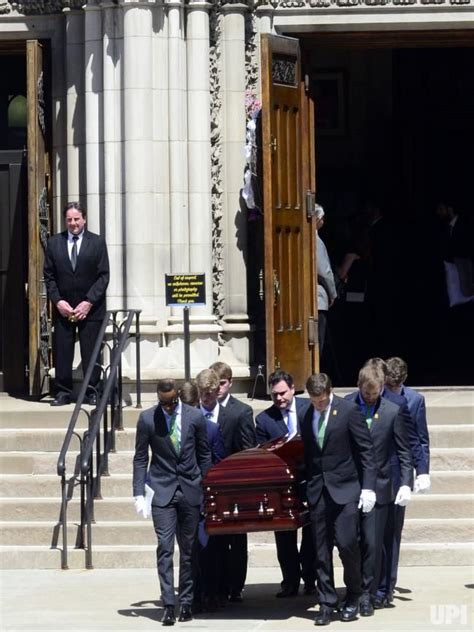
<box><xmin>374</xmin><ymin>413</ymin><xmax>379</xmax><ymax>420</ymax></box>
<box><xmin>332</xmin><ymin>410</ymin><xmax>338</xmax><ymax>416</ymax></box>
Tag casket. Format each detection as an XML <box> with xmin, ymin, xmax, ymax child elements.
<box><xmin>203</xmin><ymin>435</ymin><xmax>309</xmax><ymax>535</ymax></box>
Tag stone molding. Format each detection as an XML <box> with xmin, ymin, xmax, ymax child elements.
<box><xmin>5</xmin><ymin>0</ymin><xmax>470</xmax><ymax>15</ymax></box>
<box><xmin>210</xmin><ymin>0</ymin><xmax>225</xmax><ymax>323</ymax></box>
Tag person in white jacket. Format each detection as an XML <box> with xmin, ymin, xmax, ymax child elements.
<box><xmin>316</xmin><ymin>204</ymin><xmax>337</xmax><ymax>355</ymax></box>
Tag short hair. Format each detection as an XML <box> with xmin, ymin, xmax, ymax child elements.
<box><xmin>195</xmin><ymin>369</ymin><xmax>220</xmax><ymax>393</ymax></box>
<box><xmin>358</xmin><ymin>365</ymin><xmax>385</xmax><ymax>390</ymax></box>
<box><xmin>363</xmin><ymin>357</ymin><xmax>388</xmax><ymax>378</ymax></box>
<box><xmin>63</xmin><ymin>201</ymin><xmax>86</xmax><ymax>219</ymax></box>
<box><xmin>386</xmin><ymin>357</ymin><xmax>408</xmax><ymax>385</ymax></box>
<box><xmin>209</xmin><ymin>361</ymin><xmax>232</xmax><ymax>381</ymax></box>
<box><xmin>306</xmin><ymin>373</ymin><xmax>332</xmax><ymax>396</ymax></box>
<box><xmin>268</xmin><ymin>369</ymin><xmax>294</xmax><ymax>389</ymax></box>
<box><xmin>157</xmin><ymin>378</ymin><xmax>178</xmax><ymax>394</ymax></box>
<box><xmin>179</xmin><ymin>380</ymin><xmax>199</xmax><ymax>407</ymax></box>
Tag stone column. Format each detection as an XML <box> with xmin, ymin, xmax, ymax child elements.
<box><xmin>83</xmin><ymin>0</ymin><xmax>103</xmax><ymax>233</ymax></box>
<box><xmin>122</xmin><ymin>0</ymin><xmax>155</xmax><ymax>317</ymax></box>
<box><xmin>102</xmin><ymin>1</ymin><xmax>124</xmax><ymax>310</ymax></box>
<box><xmin>166</xmin><ymin>0</ymin><xmax>188</xmax><ymax>315</ymax></box>
<box><xmin>186</xmin><ymin>0</ymin><xmax>213</xmax><ymax>316</ymax></box>
<box><xmin>219</xmin><ymin>1</ymin><xmax>252</xmax><ymax>370</ymax></box>
<box><xmin>63</xmin><ymin>8</ymin><xmax>85</xmax><ymax>210</ymax></box>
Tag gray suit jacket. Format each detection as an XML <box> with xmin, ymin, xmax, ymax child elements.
<box><xmin>132</xmin><ymin>402</ymin><xmax>212</xmax><ymax>507</ymax></box>
<box><xmin>317</xmin><ymin>234</ymin><xmax>337</xmax><ymax>311</ymax></box>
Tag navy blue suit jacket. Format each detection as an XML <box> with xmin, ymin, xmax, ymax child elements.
<box><xmin>344</xmin><ymin>393</ymin><xmax>413</xmax><ymax>502</ymax></box>
<box><xmin>401</xmin><ymin>385</ymin><xmax>430</xmax><ymax>473</ymax></box>
<box><xmin>255</xmin><ymin>396</ymin><xmax>310</xmax><ymax>444</ymax></box>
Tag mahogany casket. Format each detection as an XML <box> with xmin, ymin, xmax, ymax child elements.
<box><xmin>203</xmin><ymin>435</ymin><xmax>309</xmax><ymax>535</ymax></box>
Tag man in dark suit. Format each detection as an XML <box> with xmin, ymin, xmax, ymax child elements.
<box><xmin>302</xmin><ymin>373</ymin><xmax>376</xmax><ymax>626</ymax></box>
<box><xmin>380</xmin><ymin>357</ymin><xmax>431</xmax><ymax>606</ymax></box>
<box><xmin>345</xmin><ymin>365</ymin><xmax>413</xmax><ymax>616</ymax></box>
<box><xmin>209</xmin><ymin>361</ymin><xmax>257</xmax><ymax>603</ymax></box>
<box><xmin>133</xmin><ymin>378</ymin><xmax>212</xmax><ymax>625</ymax></box>
<box><xmin>255</xmin><ymin>369</ymin><xmax>315</xmax><ymax>598</ymax></box>
<box><xmin>44</xmin><ymin>202</ymin><xmax>109</xmax><ymax>406</ymax></box>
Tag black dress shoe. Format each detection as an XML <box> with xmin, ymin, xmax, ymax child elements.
<box><xmin>340</xmin><ymin>603</ymin><xmax>359</xmax><ymax>622</ymax></box>
<box><xmin>373</xmin><ymin>596</ymin><xmax>386</xmax><ymax>610</ymax></box>
<box><xmin>161</xmin><ymin>606</ymin><xmax>176</xmax><ymax>626</ymax></box>
<box><xmin>50</xmin><ymin>395</ymin><xmax>71</xmax><ymax>406</ymax></box>
<box><xmin>314</xmin><ymin>606</ymin><xmax>333</xmax><ymax>626</ymax></box>
<box><xmin>359</xmin><ymin>599</ymin><xmax>374</xmax><ymax>617</ymax></box>
<box><xmin>275</xmin><ymin>587</ymin><xmax>299</xmax><ymax>598</ymax></box>
<box><xmin>229</xmin><ymin>591</ymin><xmax>243</xmax><ymax>603</ymax></box>
<box><xmin>178</xmin><ymin>605</ymin><xmax>193</xmax><ymax>622</ymax></box>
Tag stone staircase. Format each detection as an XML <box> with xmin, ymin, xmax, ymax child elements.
<box><xmin>0</xmin><ymin>390</ymin><xmax>473</xmax><ymax>569</ymax></box>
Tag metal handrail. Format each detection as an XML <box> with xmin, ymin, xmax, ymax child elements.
<box><xmin>56</xmin><ymin>309</ymin><xmax>141</xmax><ymax>569</ymax></box>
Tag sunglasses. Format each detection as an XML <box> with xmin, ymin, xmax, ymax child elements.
<box><xmin>159</xmin><ymin>398</ymin><xmax>179</xmax><ymax>407</ymax></box>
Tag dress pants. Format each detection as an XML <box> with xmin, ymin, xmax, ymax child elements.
<box><xmin>275</xmin><ymin>524</ymin><xmax>315</xmax><ymax>591</ymax></box>
<box><xmin>53</xmin><ymin>316</ymin><xmax>102</xmax><ymax>397</ymax></box>
<box><xmin>152</xmin><ymin>488</ymin><xmax>200</xmax><ymax>607</ymax></box>
<box><xmin>221</xmin><ymin>533</ymin><xmax>248</xmax><ymax>596</ymax></box>
<box><xmin>310</xmin><ymin>488</ymin><xmax>362</xmax><ymax>608</ymax></box>
<box><xmin>359</xmin><ymin>503</ymin><xmax>389</xmax><ymax>597</ymax></box>
<box><xmin>377</xmin><ymin>502</ymin><xmax>405</xmax><ymax>599</ymax></box>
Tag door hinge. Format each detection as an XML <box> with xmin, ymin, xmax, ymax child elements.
<box><xmin>306</xmin><ymin>190</ymin><xmax>316</xmax><ymax>219</ymax></box>
<box><xmin>308</xmin><ymin>316</ymin><xmax>317</xmax><ymax>346</ymax></box>
<box><xmin>269</xmin><ymin>136</ymin><xmax>277</xmax><ymax>153</ymax></box>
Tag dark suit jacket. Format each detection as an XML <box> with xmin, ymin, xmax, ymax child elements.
<box><xmin>221</xmin><ymin>395</ymin><xmax>257</xmax><ymax>452</ymax></box>
<box><xmin>381</xmin><ymin>388</ymin><xmax>425</xmax><ymax>476</ymax></box>
<box><xmin>44</xmin><ymin>229</ymin><xmax>109</xmax><ymax>321</ymax></box>
<box><xmin>132</xmin><ymin>403</ymin><xmax>212</xmax><ymax>507</ymax></box>
<box><xmin>301</xmin><ymin>394</ymin><xmax>376</xmax><ymax>506</ymax></box>
<box><xmin>255</xmin><ymin>396</ymin><xmax>310</xmax><ymax>444</ymax></box>
<box><xmin>344</xmin><ymin>394</ymin><xmax>413</xmax><ymax>503</ymax></box>
<box><xmin>402</xmin><ymin>385</ymin><xmax>430</xmax><ymax>472</ymax></box>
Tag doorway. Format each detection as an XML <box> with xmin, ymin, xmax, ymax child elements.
<box><xmin>299</xmin><ymin>36</ymin><xmax>474</xmax><ymax>386</ymax></box>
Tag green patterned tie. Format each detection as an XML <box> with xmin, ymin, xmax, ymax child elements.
<box><xmin>317</xmin><ymin>409</ymin><xmax>326</xmax><ymax>448</ymax></box>
<box><xmin>365</xmin><ymin>405</ymin><xmax>373</xmax><ymax>429</ymax></box>
<box><xmin>169</xmin><ymin>412</ymin><xmax>180</xmax><ymax>452</ymax></box>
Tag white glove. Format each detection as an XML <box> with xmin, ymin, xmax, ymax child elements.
<box><xmin>414</xmin><ymin>474</ymin><xmax>431</xmax><ymax>493</ymax></box>
<box><xmin>394</xmin><ymin>485</ymin><xmax>411</xmax><ymax>507</ymax></box>
<box><xmin>358</xmin><ymin>489</ymin><xmax>376</xmax><ymax>513</ymax></box>
<box><xmin>134</xmin><ymin>495</ymin><xmax>149</xmax><ymax>519</ymax></box>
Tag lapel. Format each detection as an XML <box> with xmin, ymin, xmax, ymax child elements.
<box><xmin>60</xmin><ymin>231</ymin><xmax>70</xmax><ymax>266</ymax></box>
<box><xmin>180</xmin><ymin>406</ymin><xmax>190</xmax><ymax>452</ymax></box>
<box><xmin>75</xmin><ymin>231</ymin><xmax>91</xmax><ymax>270</ymax></box>
<box><xmin>369</xmin><ymin>398</ymin><xmax>387</xmax><ymax>438</ymax></box>
<box><xmin>271</xmin><ymin>405</ymin><xmax>288</xmax><ymax>436</ymax></box>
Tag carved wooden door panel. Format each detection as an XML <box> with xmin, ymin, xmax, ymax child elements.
<box><xmin>261</xmin><ymin>34</ymin><xmax>317</xmax><ymax>390</ymax></box>
<box><xmin>27</xmin><ymin>39</ymin><xmax>52</xmax><ymax>397</ymax></box>
<box><xmin>262</xmin><ymin>34</ymin><xmax>317</xmax><ymax>389</ymax></box>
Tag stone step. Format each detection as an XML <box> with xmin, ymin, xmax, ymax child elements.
<box><xmin>1</xmin><ymin>516</ymin><xmax>472</xmax><ymax>547</ymax></box>
<box><xmin>0</xmin><ymin>452</ymin><xmax>80</xmax><ymax>475</ymax></box>
<box><xmin>1</xmin><ymin>493</ymin><xmax>472</xmax><ymax>523</ymax></box>
<box><xmin>1</xmin><ymin>540</ymin><xmax>473</xmax><ymax>570</ymax></box>
<box><xmin>0</xmin><ymin>428</ymin><xmax>135</xmax><ymax>453</ymax></box>
<box><xmin>427</xmin><ymin>425</ymin><xmax>474</xmax><ymax>448</ymax></box>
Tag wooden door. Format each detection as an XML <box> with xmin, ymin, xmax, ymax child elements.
<box><xmin>27</xmin><ymin>39</ymin><xmax>52</xmax><ymax>397</ymax></box>
<box><xmin>261</xmin><ymin>34</ymin><xmax>317</xmax><ymax>390</ymax></box>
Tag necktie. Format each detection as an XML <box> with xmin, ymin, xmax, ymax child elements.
<box><xmin>169</xmin><ymin>412</ymin><xmax>180</xmax><ymax>452</ymax></box>
<box><xmin>71</xmin><ymin>235</ymin><xmax>79</xmax><ymax>271</ymax></box>
<box><xmin>286</xmin><ymin>409</ymin><xmax>296</xmax><ymax>435</ymax></box>
<box><xmin>316</xmin><ymin>409</ymin><xmax>326</xmax><ymax>448</ymax></box>
<box><xmin>365</xmin><ymin>405</ymin><xmax>373</xmax><ymax>429</ymax></box>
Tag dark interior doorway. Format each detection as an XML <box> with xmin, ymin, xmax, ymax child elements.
<box><xmin>304</xmin><ymin>43</ymin><xmax>473</xmax><ymax>386</ymax></box>
<box><xmin>0</xmin><ymin>52</ymin><xmax>28</xmax><ymax>393</ymax></box>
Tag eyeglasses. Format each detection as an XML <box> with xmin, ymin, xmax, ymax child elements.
<box><xmin>159</xmin><ymin>398</ymin><xmax>179</xmax><ymax>407</ymax></box>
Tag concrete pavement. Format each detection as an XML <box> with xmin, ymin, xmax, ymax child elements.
<box><xmin>1</xmin><ymin>565</ymin><xmax>473</xmax><ymax>632</ymax></box>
